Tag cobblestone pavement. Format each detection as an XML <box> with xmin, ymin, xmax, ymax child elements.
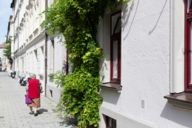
<box><xmin>0</xmin><ymin>72</ymin><xmax>73</xmax><ymax>128</ymax></box>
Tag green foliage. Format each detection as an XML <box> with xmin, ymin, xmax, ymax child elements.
<box><xmin>48</xmin><ymin>73</ymin><xmax>55</xmax><ymax>81</ymax></box>
<box><xmin>3</xmin><ymin>39</ymin><xmax>11</xmax><ymax>60</ymax></box>
<box><xmin>59</xmin><ymin>69</ymin><xmax>102</xmax><ymax>127</ymax></box>
<box><xmin>53</xmin><ymin>72</ymin><xmax>66</xmax><ymax>87</ymax></box>
<box><xmin>55</xmin><ymin>69</ymin><xmax>102</xmax><ymax>128</ymax></box>
<box><xmin>43</xmin><ymin>0</ymin><xmax>129</xmax><ymax>127</ymax></box>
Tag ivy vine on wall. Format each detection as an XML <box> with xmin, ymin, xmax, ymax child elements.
<box><xmin>43</xmin><ymin>0</ymin><xmax>129</xmax><ymax>127</ymax></box>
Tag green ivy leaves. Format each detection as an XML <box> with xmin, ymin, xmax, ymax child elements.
<box><xmin>43</xmin><ymin>0</ymin><xmax>129</xmax><ymax>127</ymax></box>
<box><xmin>60</xmin><ymin>70</ymin><xmax>102</xmax><ymax>128</ymax></box>
<box><xmin>3</xmin><ymin>39</ymin><xmax>11</xmax><ymax>59</ymax></box>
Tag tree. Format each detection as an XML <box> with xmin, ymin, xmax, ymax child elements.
<box><xmin>3</xmin><ymin>39</ymin><xmax>12</xmax><ymax>65</ymax></box>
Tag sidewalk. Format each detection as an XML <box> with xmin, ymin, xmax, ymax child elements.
<box><xmin>0</xmin><ymin>72</ymin><xmax>73</xmax><ymax>128</ymax></box>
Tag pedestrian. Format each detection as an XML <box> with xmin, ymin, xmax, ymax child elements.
<box><xmin>26</xmin><ymin>74</ymin><xmax>41</xmax><ymax>116</ymax></box>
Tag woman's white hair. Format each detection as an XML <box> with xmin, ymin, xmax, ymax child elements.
<box><xmin>30</xmin><ymin>74</ymin><xmax>36</xmax><ymax>78</ymax></box>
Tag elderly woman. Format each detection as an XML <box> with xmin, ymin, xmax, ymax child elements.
<box><xmin>27</xmin><ymin>74</ymin><xmax>41</xmax><ymax>116</ymax></box>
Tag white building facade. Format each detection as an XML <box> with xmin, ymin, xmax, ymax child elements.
<box><xmin>98</xmin><ymin>0</ymin><xmax>192</xmax><ymax>128</ymax></box>
<box><xmin>9</xmin><ymin>0</ymin><xmax>66</xmax><ymax>101</ymax></box>
<box><xmin>8</xmin><ymin>0</ymin><xmax>192</xmax><ymax>128</ymax></box>
<box><xmin>0</xmin><ymin>44</ymin><xmax>7</xmax><ymax>71</ymax></box>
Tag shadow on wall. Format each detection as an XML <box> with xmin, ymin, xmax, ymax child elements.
<box><xmin>148</xmin><ymin>0</ymin><xmax>168</xmax><ymax>35</ymax></box>
<box><xmin>161</xmin><ymin>103</ymin><xmax>192</xmax><ymax>128</ymax></box>
<box><xmin>122</xmin><ymin>0</ymin><xmax>139</xmax><ymax>40</ymax></box>
<box><xmin>100</xmin><ymin>87</ymin><xmax>120</xmax><ymax>105</ymax></box>
<box><xmin>122</xmin><ymin>0</ymin><xmax>168</xmax><ymax>39</ymax></box>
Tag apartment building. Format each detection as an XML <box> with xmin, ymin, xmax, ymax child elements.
<box><xmin>0</xmin><ymin>44</ymin><xmax>7</xmax><ymax>71</ymax></box>
<box><xmin>7</xmin><ymin>0</ymin><xmax>192</xmax><ymax>128</ymax></box>
<box><xmin>98</xmin><ymin>0</ymin><xmax>192</xmax><ymax>128</ymax></box>
<box><xmin>8</xmin><ymin>0</ymin><xmax>67</xmax><ymax>102</ymax></box>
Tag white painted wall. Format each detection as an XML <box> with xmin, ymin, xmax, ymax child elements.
<box><xmin>0</xmin><ymin>48</ymin><xmax>4</xmax><ymax>60</ymax></box>
<box><xmin>171</xmin><ymin>0</ymin><xmax>185</xmax><ymax>93</ymax></box>
<box><xmin>47</xmin><ymin>35</ymin><xmax>66</xmax><ymax>79</ymax></box>
<box><xmin>46</xmin><ymin>34</ymin><xmax>66</xmax><ymax>102</ymax></box>
<box><xmin>11</xmin><ymin>0</ymin><xmax>46</xmax><ymax>90</ymax></box>
<box><xmin>98</xmin><ymin>0</ymin><xmax>192</xmax><ymax>128</ymax></box>
<box><xmin>0</xmin><ymin>48</ymin><xmax>6</xmax><ymax>69</ymax></box>
<box><xmin>10</xmin><ymin>0</ymin><xmax>192</xmax><ymax>127</ymax></box>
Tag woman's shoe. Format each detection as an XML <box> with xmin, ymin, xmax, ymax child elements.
<box><xmin>29</xmin><ymin>111</ymin><xmax>34</xmax><ymax>115</ymax></box>
<box><xmin>34</xmin><ymin>113</ymin><xmax>38</xmax><ymax>116</ymax></box>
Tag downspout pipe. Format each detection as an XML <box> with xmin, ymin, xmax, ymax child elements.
<box><xmin>44</xmin><ymin>0</ymin><xmax>48</xmax><ymax>96</ymax></box>
<box><xmin>66</xmin><ymin>49</ymin><xmax>69</xmax><ymax>74</ymax></box>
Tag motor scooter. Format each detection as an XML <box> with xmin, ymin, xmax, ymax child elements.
<box><xmin>19</xmin><ymin>73</ymin><xmax>29</xmax><ymax>86</ymax></box>
<box><xmin>19</xmin><ymin>76</ymin><xmax>27</xmax><ymax>86</ymax></box>
<box><xmin>11</xmin><ymin>71</ymin><xmax>16</xmax><ymax>78</ymax></box>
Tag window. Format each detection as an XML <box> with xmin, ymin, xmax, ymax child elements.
<box><xmin>185</xmin><ymin>0</ymin><xmax>192</xmax><ymax>91</ymax></box>
<box><xmin>110</xmin><ymin>11</ymin><xmax>121</xmax><ymax>84</ymax></box>
<box><xmin>49</xmin><ymin>39</ymin><xmax>55</xmax><ymax>74</ymax></box>
<box><xmin>103</xmin><ymin>115</ymin><xmax>116</xmax><ymax>128</ymax></box>
<box><xmin>164</xmin><ymin>0</ymin><xmax>192</xmax><ymax>108</ymax></box>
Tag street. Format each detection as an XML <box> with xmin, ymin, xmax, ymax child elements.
<box><xmin>0</xmin><ymin>72</ymin><xmax>71</xmax><ymax>128</ymax></box>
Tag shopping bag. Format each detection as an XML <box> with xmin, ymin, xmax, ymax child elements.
<box><xmin>25</xmin><ymin>95</ymin><xmax>32</xmax><ymax>104</ymax></box>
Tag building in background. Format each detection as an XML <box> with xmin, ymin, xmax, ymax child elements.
<box><xmin>6</xmin><ymin>15</ymin><xmax>14</xmax><ymax>73</ymax></box>
<box><xmin>0</xmin><ymin>44</ymin><xmax>7</xmax><ymax>71</ymax></box>
<box><xmin>8</xmin><ymin>0</ymin><xmax>67</xmax><ymax>102</ymax></box>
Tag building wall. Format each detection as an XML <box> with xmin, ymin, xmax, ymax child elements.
<box><xmin>11</xmin><ymin>0</ymin><xmax>46</xmax><ymax>88</ymax></box>
<box><xmin>98</xmin><ymin>0</ymin><xmax>192</xmax><ymax>128</ymax></box>
<box><xmin>9</xmin><ymin>0</ymin><xmax>192</xmax><ymax>127</ymax></box>
<box><xmin>0</xmin><ymin>48</ymin><xmax>6</xmax><ymax>70</ymax></box>
<box><xmin>46</xmin><ymin>34</ymin><xmax>66</xmax><ymax>103</ymax></box>
<box><xmin>10</xmin><ymin>0</ymin><xmax>66</xmax><ymax>102</ymax></box>
<box><xmin>171</xmin><ymin>0</ymin><xmax>185</xmax><ymax>93</ymax></box>
<box><xmin>11</xmin><ymin>0</ymin><xmax>45</xmax><ymax>63</ymax></box>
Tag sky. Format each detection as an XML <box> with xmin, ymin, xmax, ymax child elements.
<box><xmin>0</xmin><ymin>0</ymin><xmax>12</xmax><ymax>44</ymax></box>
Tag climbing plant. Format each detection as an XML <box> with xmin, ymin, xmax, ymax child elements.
<box><xmin>43</xmin><ymin>0</ymin><xmax>129</xmax><ymax>127</ymax></box>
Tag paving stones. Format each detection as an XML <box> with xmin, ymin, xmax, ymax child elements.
<box><xmin>0</xmin><ymin>72</ymin><xmax>74</xmax><ymax>128</ymax></box>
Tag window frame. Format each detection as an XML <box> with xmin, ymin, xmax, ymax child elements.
<box><xmin>185</xmin><ymin>0</ymin><xmax>192</xmax><ymax>91</ymax></box>
<box><xmin>103</xmin><ymin>114</ymin><xmax>117</xmax><ymax>128</ymax></box>
<box><xmin>164</xmin><ymin>0</ymin><xmax>192</xmax><ymax>109</ymax></box>
<box><xmin>110</xmin><ymin>11</ymin><xmax>121</xmax><ymax>84</ymax></box>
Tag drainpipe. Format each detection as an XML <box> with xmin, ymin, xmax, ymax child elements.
<box><xmin>66</xmin><ymin>49</ymin><xmax>69</xmax><ymax>74</ymax></box>
<box><xmin>44</xmin><ymin>0</ymin><xmax>48</xmax><ymax>96</ymax></box>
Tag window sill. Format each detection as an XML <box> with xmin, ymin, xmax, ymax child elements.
<box><xmin>164</xmin><ymin>92</ymin><xmax>192</xmax><ymax>110</ymax></box>
<box><xmin>101</xmin><ymin>82</ymin><xmax>122</xmax><ymax>91</ymax></box>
